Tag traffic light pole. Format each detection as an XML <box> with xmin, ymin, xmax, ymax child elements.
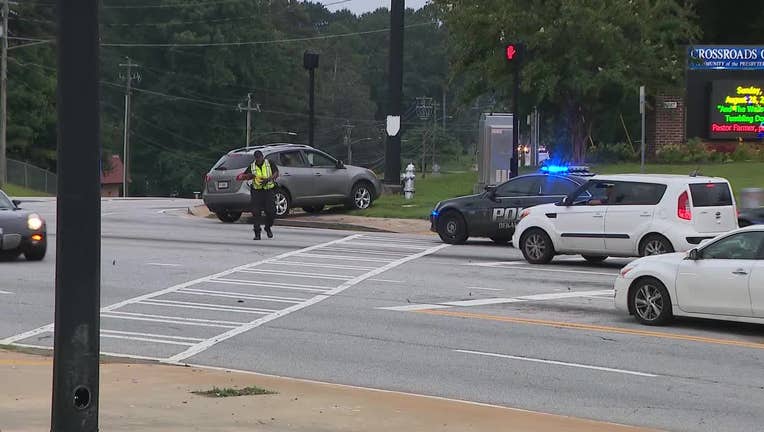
<box><xmin>510</xmin><ymin>62</ymin><xmax>520</xmax><ymax>178</ymax></box>
<box><xmin>52</xmin><ymin>0</ymin><xmax>102</xmax><ymax>431</ymax></box>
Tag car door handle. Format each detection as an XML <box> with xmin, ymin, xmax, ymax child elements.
<box><xmin>732</xmin><ymin>269</ymin><xmax>749</xmax><ymax>276</ymax></box>
<box><xmin>282</xmin><ymin>172</ymin><xmax>291</xmax><ymax>176</ymax></box>
<box><xmin>593</xmin><ymin>214</ymin><xmax>604</xmax><ymax>218</ymax></box>
<box><xmin>314</xmin><ymin>173</ymin><xmax>322</xmax><ymax>176</ymax></box>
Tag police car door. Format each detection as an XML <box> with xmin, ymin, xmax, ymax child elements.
<box><xmin>483</xmin><ymin>176</ymin><xmax>542</xmax><ymax>238</ymax></box>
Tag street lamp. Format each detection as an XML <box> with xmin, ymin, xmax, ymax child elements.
<box><xmin>250</xmin><ymin>131</ymin><xmax>297</xmax><ymax>146</ymax></box>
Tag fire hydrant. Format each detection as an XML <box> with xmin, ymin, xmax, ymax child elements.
<box><xmin>403</xmin><ymin>163</ymin><xmax>416</xmax><ymax>200</ymax></box>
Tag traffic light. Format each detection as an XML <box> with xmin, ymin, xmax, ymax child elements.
<box><xmin>505</xmin><ymin>43</ymin><xmax>524</xmax><ymax>63</ymax></box>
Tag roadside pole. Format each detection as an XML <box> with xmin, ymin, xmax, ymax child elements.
<box><xmin>51</xmin><ymin>0</ymin><xmax>101</xmax><ymax>431</ymax></box>
<box><xmin>640</xmin><ymin>85</ymin><xmax>646</xmax><ymax>173</ymax></box>
<box><xmin>384</xmin><ymin>0</ymin><xmax>404</xmax><ymax>186</ymax></box>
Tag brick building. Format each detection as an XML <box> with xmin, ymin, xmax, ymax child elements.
<box><xmin>101</xmin><ymin>155</ymin><xmax>127</xmax><ymax>197</ymax></box>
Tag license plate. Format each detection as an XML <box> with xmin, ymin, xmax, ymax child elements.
<box><xmin>217</xmin><ymin>181</ymin><xmax>229</xmax><ymax>189</ymax></box>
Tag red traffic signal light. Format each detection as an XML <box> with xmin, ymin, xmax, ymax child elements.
<box><xmin>506</xmin><ymin>44</ymin><xmax>517</xmax><ymax>61</ymax></box>
<box><xmin>505</xmin><ymin>43</ymin><xmax>524</xmax><ymax>63</ymax></box>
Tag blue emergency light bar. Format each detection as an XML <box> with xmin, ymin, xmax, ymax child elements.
<box><xmin>539</xmin><ymin>164</ymin><xmax>591</xmax><ymax>174</ymax></box>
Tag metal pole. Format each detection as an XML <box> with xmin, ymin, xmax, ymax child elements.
<box><xmin>52</xmin><ymin>0</ymin><xmax>101</xmax><ymax>430</ymax></box>
<box><xmin>0</xmin><ymin>0</ymin><xmax>8</xmax><ymax>188</ymax></box>
<box><xmin>119</xmin><ymin>57</ymin><xmax>138</xmax><ymax>197</ymax></box>
<box><xmin>640</xmin><ymin>85</ymin><xmax>646</xmax><ymax>173</ymax></box>
<box><xmin>308</xmin><ymin>69</ymin><xmax>315</xmax><ymax>148</ymax></box>
<box><xmin>442</xmin><ymin>85</ymin><xmax>446</xmax><ymax>130</ymax></box>
<box><xmin>384</xmin><ymin>0</ymin><xmax>404</xmax><ymax>185</ymax></box>
<box><xmin>510</xmin><ymin>65</ymin><xmax>520</xmax><ymax>178</ymax></box>
<box><xmin>246</xmin><ymin>93</ymin><xmax>252</xmax><ymax>146</ymax></box>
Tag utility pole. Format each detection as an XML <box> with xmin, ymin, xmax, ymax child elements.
<box><xmin>52</xmin><ymin>0</ymin><xmax>101</xmax><ymax>430</ymax></box>
<box><xmin>384</xmin><ymin>0</ymin><xmax>404</xmax><ymax>186</ymax></box>
<box><xmin>432</xmin><ymin>102</ymin><xmax>438</xmax><ymax>171</ymax></box>
<box><xmin>416</xmin><ymin>96</ymin><xmax>433</xmax><ymax>177</ymax></box>
<box><xmin>442</xmin><ymin>85</ymin><xmax>447</xmax><ymax>130</ymax></box>
<box><xmin>238</xmin><ymin>93</ymin><xmax>260</xmax><ymax>147</ymax></box>
<box><xmin>303</xmin><ymin>51</ymin><xmax>319</xmax><ymax>149</ymax></box>
<box><xmin>343</xmin><ymin>121</ymin><xmax>354</xmax><ymax>165</ymax></box>
<box><xmin>118</xmin><ymin>57</ymin><xmax>140</xmax><ymax>197</ymax></box>
<box><xmin>0</xmin><ymin>0</ymin><xmax>8</xmax><ymax>188</ymax></box>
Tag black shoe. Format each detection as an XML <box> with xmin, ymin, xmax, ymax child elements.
<box><xmin>264</xmin><ymin>227</ymin><xmax>273</xmax><ymax>238</ymax></box>
<box><xmin>253</xmin><ymin>232</ymin><xmax>261</xmax><ymax>240</ymax></box>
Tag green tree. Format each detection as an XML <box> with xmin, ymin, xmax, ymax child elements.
<box><xmin>434</xmin><ymin>0</ymin><xmax>699</xmax><ymax>161</ymax></box>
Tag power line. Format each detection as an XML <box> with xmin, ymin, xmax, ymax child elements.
<box><xmin>101</xmin><ymin>21</ymin><xmax>436</xmax><ymax>48</ymax></box>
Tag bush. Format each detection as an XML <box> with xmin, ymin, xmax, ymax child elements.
<box><xmin>730</xmin><ymin>142</ymin><xmax>763</xmax><ymax>162</ymax></box>
<box><xmin>655</xmin><ymin>139</ymin><xmax>726</xmax><ymax>164</ymax></box>
<box><xmin>588</xmin><ymin>142</ymin><xmax>638</xmax><ymax>163</ymax></box>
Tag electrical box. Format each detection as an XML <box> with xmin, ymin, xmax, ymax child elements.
<box><xmin>475</xmin><ymin>113</ymin><xmax>514</xmax><ymax>193</ymax></box>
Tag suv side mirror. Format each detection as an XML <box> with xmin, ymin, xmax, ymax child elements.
<box><xmin>12</xmin><ymin>199</ymin><xmax>21</xmax><ymax>207</ymax></box>
<box><xmin>557</xmin><ymin>196</ymin><xmax>569</xmax><ymax>206</ymax></box>
<box><xmin>336</xmin><ymin>160</ymin><xmax>345</xmax><ymax>169</ymax></box>
<box><xmin>686</xmin><ymin>248</ymin><xmax>700</xmax><ymax>261</ymax></box>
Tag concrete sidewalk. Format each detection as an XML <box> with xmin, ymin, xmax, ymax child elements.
<box><xmin>0</xmin><ymin>349</ymin><xmax>656</xmax><ymax>432</ymax></box>
<box><xmin>188</xmin><ymin>204</ymin><xmax>433</xmax><ymax>235</ymax></box>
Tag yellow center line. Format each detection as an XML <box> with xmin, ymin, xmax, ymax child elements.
<box><xmin>416</xmin><ymin>309</ymin><xmax>764</xmax><ymax>350</ymax></box>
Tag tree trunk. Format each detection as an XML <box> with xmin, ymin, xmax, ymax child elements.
<box><xmin>564</xmin><ymin>102</ymin><xmax>589</xmax><ymax>163</ymax></box>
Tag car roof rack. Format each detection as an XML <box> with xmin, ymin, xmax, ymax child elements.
<box><xmin>228</xmin><ymin>143</ymin><xmax>308</xmax><ymax>154</ymax></box>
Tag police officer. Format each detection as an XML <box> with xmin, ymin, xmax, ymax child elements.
<box><xmin>242</xmin><ymin>150</ymin><xmax>279</xmax><ymax>240</ymax></box>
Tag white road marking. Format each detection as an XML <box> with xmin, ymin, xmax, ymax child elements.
<box><xmin>270</xmin><ymin>261</ymin><xmax>376</xmax><ymax>271</ymax></box>
<box><xmin>179</xmin><ymin>290</ymin><xmax>302</xmax><ymax>304</ymax></box>
<box><xmin>379</xmin><ymin>290</ymin><xmax>615</xmax><ymax>312</ymax></box>
<box><xmin>101</xmin><ymin>212</ymin><xmax>118</xmax><ymax>217</ymax></box>
<box><xmin>101</xmin><ymin>329</ymin><xmax>205</xmax><ymax>342</ymax></box>
<box><xmin>465</xmin><ymin>261</ymin><xmax>525</xmax><ymax>267</ymax></box>
<box><xmin>466</xmin><ymin>261</ymin><xmax>618</xmax><ymax>276</ymax></box>
<box><xmin>455</xmin><ymin>349</ymin><xmax>657</xmax><ymax>378</ymax></box>
<box><xmin>0</xmin><ymin>234</ymin><xmax>361</xmax><ymax>345</ymax></box>
<box><xmin>0</xmin><ymin>290</ymin><xmax>13</xmax><ymax>295</ymax></box>
<box><xmin>342</xmin><ymin>241</ymin><xmax>429</xmax><ymax>250</ymax></box>
<box><xmin>138</xmin><ymin>299</ymin><xmax>275</xmax><ymax>314</ymax></box>
<box><xmin>237</xmin><ymin>268</ymin><xmax>351</xmax><ymax>281</ymax></box>
<box><xmin>101</xmin><ymin>333</ymin><xmax>196</xmax><ymax>346</ymax></box>
<box><xmin>165</xmin><ymin>243</ymin><xmax>450</xmax><ymax>363</ymax></box>
<box><xmin>104</xmin><ymin>310</ymin><xmax>245</xmax><ymax>325</ymax></box>
<box><xmin>321</xmin><ymin>247</ymin><xmax>409</xmax><ymax>257</ymax></box>
<box><xmin>102</xmin><ymin>313</ymin><xmax>240</xmax><ymax>329</ymax></box>
<box><xmin>211</xmin><ymin>279</ymin><xmax>330</xmax><ymax>292</ymax></box>
<box><xmin>146</xmin><ymin>262</ymin><xmax>183</xmax><ymax>267</ymax></box>
<box><xmin>368</xmin><ymin>278</ymin><xmax>403</xmax><ymax>284</ymax></box>
<box><xmin>467</xmin><ymin>286</ymin><xmax>504</xmax><ymax>291</ymax></box>
<box><xmin>297</xmin><ymin>253</ymin><xmax>395</xmax><ymax>262</ymax></box>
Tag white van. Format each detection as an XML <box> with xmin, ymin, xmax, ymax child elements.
<box><xmin>512</xmin><ymin>174</ymin><xmax>739</xmax><ymax>264</ymax></box>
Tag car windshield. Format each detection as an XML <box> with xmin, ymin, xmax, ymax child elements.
<box><xmin>0</xmin><ymin>191</ymin><xmax>13</xmax><ymax>210</ymax></box>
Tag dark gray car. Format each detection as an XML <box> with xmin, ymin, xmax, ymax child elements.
<box><xmin>203</xmin><ymin>143</ymin><xmax>382</xmax><ymax>223</ymax></box>
<box><xmin>0</xmin><ymin>189</ymin><xmax>47</xmax><ymax>261</ymax></box>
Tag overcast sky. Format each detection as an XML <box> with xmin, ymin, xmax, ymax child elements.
<box><xmin>317</xmin><ymin>0</ymin><xmax>430</xmax><ymax>15</ymax></box>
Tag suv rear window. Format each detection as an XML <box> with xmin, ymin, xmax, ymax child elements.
<box><xmin>213</xmin><ymin>153</ymin><xmax>255</xmax><ymax>170</ymax></box>
<box><xmin>610</xmin><ymin>182</ymin><xmax>667</xmax><ymax>205</ymax></box>
<box><xmin>689</xmin><ymin>183</ymin><xmax>733</xmax><ymax>207</ymax></box>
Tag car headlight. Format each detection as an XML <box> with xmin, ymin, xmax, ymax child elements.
<box><xmin>28</xmin><ymin>214</ymin><xmax>43</xmax><ymax>230</ymax></box>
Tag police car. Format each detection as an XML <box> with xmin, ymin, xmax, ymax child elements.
<box><xmin>430</xmin><ymin>166</ymin><xmax>593</xmax><ymax>244</ymax></box>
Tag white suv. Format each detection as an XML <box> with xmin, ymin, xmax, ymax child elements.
<box><xmin>512</xmin><ymin>174</ymin><xmax>739</xmax><ymax>264</ymax></box>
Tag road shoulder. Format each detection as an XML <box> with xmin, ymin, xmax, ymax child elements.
<box><xmin>0</xmin><ymin>348</ymin><xmax>657</xmax><ymax>432</ymax></box>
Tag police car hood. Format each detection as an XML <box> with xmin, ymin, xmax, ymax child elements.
<box><xmin>437</xmin><ymin>194</ymin><xmax>482</xmax><ymax>209</ymax></box>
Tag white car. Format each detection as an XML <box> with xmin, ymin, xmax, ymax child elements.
<box><xmin>512</xmin><ymin>174</ymin><xmax>738</xmax><ymax>264</ymax></box>
<box><xmin>615</xmin><ymin>226</ymin><xmax>764</xmax><ymax>325</ymax></box>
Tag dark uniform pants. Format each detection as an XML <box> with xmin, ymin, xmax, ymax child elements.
<box><xmin>251</xmin><ymin>188</ymin><xmax>275</xmax><ymax>232</ymax></box>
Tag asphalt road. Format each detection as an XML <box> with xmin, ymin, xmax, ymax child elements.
<box><xmin>1</xmin><ymin>198</ymin><xmax>763</xmax><ymax>432</ymax></box>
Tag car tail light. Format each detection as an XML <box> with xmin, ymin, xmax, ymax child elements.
<box><xmin>236</xmin><ymin>173</ymin><xmax>247</xmax><ymax>181</ymax></box>
<box><xmin>678</xmin><ymin>191</ymin><xmax>692</xmax><ymax>221</ymax></box>
<box><xmin>204</xmin><ymin>174</ymin><xmax>212</xmax><ymax>183</ymax></box>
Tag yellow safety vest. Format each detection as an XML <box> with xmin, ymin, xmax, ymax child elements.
<box><xmin>251</xmin><ymin>159</ymin><xmax>275</xmax><ymax>190</ymax></box>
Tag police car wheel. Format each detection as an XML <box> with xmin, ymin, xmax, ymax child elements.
<box><xmin>216</xmin><ymin>211</ymin><xmax>242</xmax><ymax>223</ymax></box>
<box><xmin>25</xmin><ymin>244</ymin><xmax>47</xmax><ymax>261</ymax></box>
<box><xmin>582</xmin><ymin>255</ymin><xmax>607</xmax><ymax>263</ymax></box>
<box><xmin>490</xmin><ymin>236</ymin><xmax>511</xmax><ymax>245</ymax></box>
<box><xmin>437</xmin><ymin>210</ymin><xmax>468</xmax><ymax>244</ymax></box>
<box><xmin>520</xmin><ymin>229</ymin><xmax>554</xmax><ymax>264</ymax></box>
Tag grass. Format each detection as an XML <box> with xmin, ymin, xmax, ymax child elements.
<box><xmin>191</xmin><ymin>386</ymin><xmax>276</xmax><ymax>398</ymax></box>
<box><xmin>354</xmin><ymin>161</ymin><xmax>764</xmax><ymax>219</ymax></box>
<box><xmin>2</xmin><ymin>183</ymin><xmax>52</xmax><ymax>197</ymax></box>
<box><xmin>353</xmin><ymin>171</ymin><xmax>477</xmax><ymax>219</ymax></box>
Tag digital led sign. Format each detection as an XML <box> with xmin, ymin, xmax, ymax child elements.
<box><xmin>708</xmin><ymin>81</ymin><xmax>764</xmax><ymax>139</ymax></box>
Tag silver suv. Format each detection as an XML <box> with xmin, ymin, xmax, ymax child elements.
<box><xmin>203</xmin><ymin>143</ymin><xmax>382</xmax><ymax>222</ymax></box>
